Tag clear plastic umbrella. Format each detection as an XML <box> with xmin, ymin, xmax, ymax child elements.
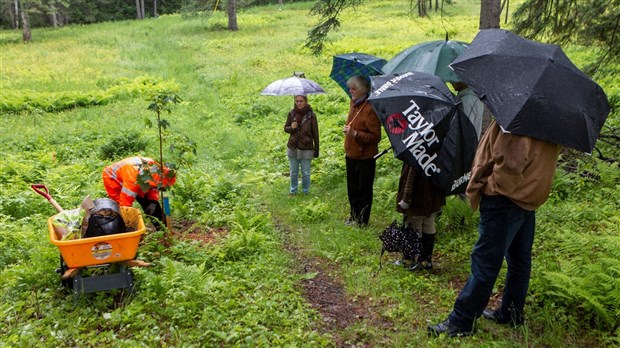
<box><xmin>260</xmin><ymin>75</ymin><xmax>326</xmax><ymax>96</ymax></box>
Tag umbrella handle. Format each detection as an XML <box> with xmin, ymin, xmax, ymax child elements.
<box><xmin>374</xmin><ymin>147</ymin><xmax>392</xmax><ymax>160</ymax></box>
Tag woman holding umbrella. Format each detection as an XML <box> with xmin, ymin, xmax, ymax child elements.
<box><xmin>284</xmin><ymin>94</ymin><xmax>319</xmax><ymax>195</ymax></box>
<box><xmin>343</xmin><ymin>76</ymin><xmax>382</xmax><ymax>227</ymax></box>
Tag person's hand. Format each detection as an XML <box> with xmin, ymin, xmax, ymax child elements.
<box><xmin>398</xmin><ymin>200</ymin><xmax>410</xmax><ymax>210</ymax></box>
<box><xmin>344</xmin><ymin>125</ymin><xmax>358</xmax><ymax>138</ymax></box>
<box><xmin>291</xmin><ymin>121</ymin><xmax>298</xmax><ymax>129</ymax></box>
<box><xmin>145</xmin><ymin>201</ymin><xmax>158</xmax><ymax>215</ymax></box>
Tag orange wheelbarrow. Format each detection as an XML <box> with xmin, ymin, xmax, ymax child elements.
<box><xmin>32</xmin><ymin>184</ymin><xmax>150</xmax><ymax>300</ymax></box>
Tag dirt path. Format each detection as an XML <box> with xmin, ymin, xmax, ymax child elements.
<box><xmin>275</xmin><ymin>221</ymin><xmax>393</xmax><ymax>347</ymax></box>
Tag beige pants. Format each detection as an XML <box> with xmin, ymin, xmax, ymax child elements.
<box><xmin>406</xmin><ymin>212</ymin><xmax>437</xmax><ymax>235</ymax></box>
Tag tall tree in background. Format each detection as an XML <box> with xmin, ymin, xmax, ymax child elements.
<box><xmin>136</xmin><ymin>0</ymin><xmax>145</xmax><ymax>19</ymax></box>
<box><xmin>19</xmin><ymin>0</ymin><xmax>31</xmax><ymax>41</ymax></box>
<box><xmin>305</xmin><ymin>0</ymin><xmax>503</xmax><ymax>55</ymax></box>
<box><xmin>13</xmin><ymin>0</ymin><xmax>19</xmax><ymax>29</ymax></box>
<box><xmin>479</xmin><ymin>0</ymin><xmax>500</xmax><ymax>29</ymax></box>
<box><xmin>227</xmin><ymin>0</ymin><xmax>238</xmax><ymax>31</ymax></box>
<box><xmin>417</xmin><ymin>0</ymin><xmax>427</xmax><ymax>17</ymax></box>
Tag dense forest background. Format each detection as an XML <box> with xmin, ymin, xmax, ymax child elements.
<box><xmin>0</xmin><ymin>0</ymin><xmax>307</xmax><ymax>29</ymax></box>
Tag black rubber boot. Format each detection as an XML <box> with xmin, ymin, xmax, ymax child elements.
<box><xmin>410</xmin><ymin>233</ymin><xmax>435</xmax><ymax>271</ymax></box>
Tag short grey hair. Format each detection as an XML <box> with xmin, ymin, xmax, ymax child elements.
<box><xmin>346</xmin><ymin>76</ymin><xmax>370</xmax><ymax>94</ymax></box>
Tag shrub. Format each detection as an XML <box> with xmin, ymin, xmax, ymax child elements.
<box><xmin>99</xmin><ymin>131</ymin><xmax>148</xmax><ymax>160</ymax></box>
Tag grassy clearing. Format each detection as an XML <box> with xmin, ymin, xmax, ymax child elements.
<box><xmin>1</xmin><ymin>1</ymin><xmax>618</xmax><ymax>346</ymax></box>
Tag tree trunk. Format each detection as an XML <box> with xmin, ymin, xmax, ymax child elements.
<box><xmin>20</xmin><ymin>3</ymin><xmax>31</xmax><ymax>42</ymax></box>
<box><xmin>278</xmin><ymin>0</ymin><xmax>283</xmax><ymax>4</ymax></box>
<box><xmin>14</xmin><ymin>0</ymin><xmax>19</xmax><ymax>30</ymax></box>
<box><xmin>49</xmin><ymin>0</ymin><xmax>58</xmax><ymax>28</ymax></box>
<box><xmin>478</xmin><ymin>0</ymin><xmax>502</xmax><ymax>136</ymax></box>
<box><xmin>227</xmin><ymin>0</ymin><xmax>238</xmax><ymax>31</ymax></box>
<box><xmin>135</xmin><ymin>0</ymin><xmax>145</xmax><ymax>19</ymax></box>
<box><xmin>479</xmin><ymin>0</ymin><xmax>501</xmax><ymax>29</ymax></box>
<box><xmin>135</xmin><ymin>0</ymin><xmax>141</xmax><ymax>18</ymax></box>
<box><xmin>418</xmin><ymin>0</ymin><xmax>427</xmax><ymax>17</ymax></box>
<box><xmin>153</xmin><ymin>0</ymin><xmax>158</xmax><ymax>18</ymax></box>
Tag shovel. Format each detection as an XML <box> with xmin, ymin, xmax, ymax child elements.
<box><xmin>31</xmin><ymin>184</ymin><xmax>64</xmax><ymax>212</ymax></box>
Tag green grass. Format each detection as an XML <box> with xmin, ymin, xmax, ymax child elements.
<box><xmin>1</xmin><ymin>1</ymin><xmax>619</xmax><ymax>346</ymax></box>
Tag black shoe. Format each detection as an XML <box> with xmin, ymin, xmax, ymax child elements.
<box><xmin>482</xmin><ymin>309</ymin><xmax>524</xmax><ymax>327</ymax></box>
<box><xmin>428</xmin><ymin>319</ymin><xmax>474</xmax><ymax>338</ymax></box>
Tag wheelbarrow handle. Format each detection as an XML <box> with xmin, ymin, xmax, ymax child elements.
<box><xmin>31</xmin><ymin>184</ymin><xmax>64</xmax><ymax>212</ymax></box>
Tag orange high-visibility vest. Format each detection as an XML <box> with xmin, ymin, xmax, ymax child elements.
<box><xmin>102</xmin><ymin>156</ymin><xmax>159</xmax><ymax>206</ymax></box>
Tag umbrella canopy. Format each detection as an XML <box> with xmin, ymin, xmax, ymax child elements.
<box><xmin>260</xmin><ymin>76</ymin><xmax>326</xmax><ymax>96</ymax></box>
<box><xmin>382</xmin><ymin>39</ymin><xmax>469</xmax><ymax>82</ymax></box>
<box><xmin>329</xmin><ymin>53</ymin><xmax>387</xmax><ymax>97</ymax></box>
<box><xmin>369</xmin><ymin>71</ymin><xmax>479</xmax><ymax>195</ymax></box>
<box><xmin>450</xmin><ymin>29</ymin><xmax>611</xmax><ymax>153</ymax></box>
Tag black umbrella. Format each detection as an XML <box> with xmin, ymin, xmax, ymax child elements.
<box><xmin>368</xmin><ymin>72</ymin><xmax>479</xmax><ymax>195</ymax></box>
<box><xmin>450</xmin><ymin>29</ymin><xmax>611</xmax><ymax>153</ymax></box>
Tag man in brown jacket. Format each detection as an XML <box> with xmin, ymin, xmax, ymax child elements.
<box><xmin>429</xmin><ymin>120</ymin><xmax>561</xmax><ymax>337</ymax></box>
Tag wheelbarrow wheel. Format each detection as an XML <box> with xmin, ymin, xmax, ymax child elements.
<box><xmin>56</xmin><ymin>256</ymin><xmax>73</xmax><ymax>289</ymax></box>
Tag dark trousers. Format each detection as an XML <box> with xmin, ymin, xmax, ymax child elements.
<box><xmin>346</xmin><ymin>156</ymin><xmax>376</xmax><ymax>225</ymax></box>
<box><xmin>449</xmin><ymin>194</ymin><xmax>535</xmax><ymax>329</ymax></box>
<box><xmin>136</xmin><ymin>196</ymin><xmax>164</xmax><ymax>225</ymax></box>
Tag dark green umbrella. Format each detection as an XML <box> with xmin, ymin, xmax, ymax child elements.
<box><xmin>382</xmin><ymin>39</ymin><xmax>469</xmax><ymax>83</ymax></box>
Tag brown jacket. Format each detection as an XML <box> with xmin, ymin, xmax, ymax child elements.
<box><xmin>466</xmin><ymin>121</ymin><xmax>561</xmax><ymax>211</ymax></box>
<box><xmin>284</xmin><ymin>108</ymin><xmax>319</xmax><ymax>156</ymax></box>
<box><xmin>344</xmin><ymin>98</ymin><xmax>381</xmax><ymax>159</ymax></box>
<box><xmin>396</xmin><ymin>163</ymin><xmax>445</xmax><ymax>217</ymax></box>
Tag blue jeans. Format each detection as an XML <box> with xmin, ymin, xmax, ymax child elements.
<box><xmin>289</xmin><ymin>157</ymin><xmax>311</xmax><ymax>194</ymax></box>
<box><xmin>448</xmin><ymin>194</ymin><xmax>535</xmax><ymax>329</ymax></box>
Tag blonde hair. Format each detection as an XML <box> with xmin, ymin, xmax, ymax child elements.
<box><xmin>346</xmin><ymin>76</ymin><xmax>370</xmax><ymax>94</ymax></box>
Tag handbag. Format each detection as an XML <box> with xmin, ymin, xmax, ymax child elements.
<box><xmin>379</xmin><ymin>220</ymin><xmax>422</xmax><ymax>269</ymax></box>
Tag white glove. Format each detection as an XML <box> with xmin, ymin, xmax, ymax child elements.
<box><xmin>398</xmin><ymin>200</ymin><xmax>410</xmax><ymax>210</ymax></box>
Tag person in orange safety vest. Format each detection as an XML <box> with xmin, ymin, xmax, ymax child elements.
<box><xmin>102</xmin><ymin>156</ymin><xmax>176</xmax><ymax>226</ymax></box>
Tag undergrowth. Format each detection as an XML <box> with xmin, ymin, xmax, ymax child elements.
<box><xmin>0</xmin><ymin>1</ymin><xmax>618</xmax><ymax>347</ymax></box>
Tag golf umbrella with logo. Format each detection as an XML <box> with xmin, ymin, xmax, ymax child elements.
<box><xmin>329</xmin><ymin>52</ymin><xmax>387</xmax><ymax>97</ymax></box>
<box><xmin>382</xmin><ymin>39</ymin><xmax>469</xmax><ymax>83</ymax></box>
<box><xmin>368</xmin><ymin>72</ymin><xmax>479</xmax><ymax>195</ymax></box>
<box><xmin>450</xmin><ymin>29</ymin><xmax>611</xmax><ymax>153</ymax></box>
<box><xmin>260</xmin><ymin>75</ymin><xmax>326</xmax><ymax>96</ymax></box>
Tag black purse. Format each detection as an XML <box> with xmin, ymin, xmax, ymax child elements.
<box><xmin>379</xmin><ymin>220</ymin><xmax>422</xmax><ymax>269</ymax></box>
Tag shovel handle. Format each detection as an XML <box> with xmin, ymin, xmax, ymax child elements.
<box><xmin>31</xmin><ymin>184</ymin><xmax>64</xmax><ymax>212</ymax></box>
